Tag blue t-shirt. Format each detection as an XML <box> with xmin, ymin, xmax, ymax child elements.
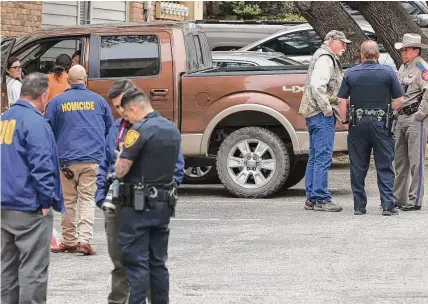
<box><xmin>338</xmin><ymin>61</ymin><xmax>403</xmax><ymax>108</ymax></box>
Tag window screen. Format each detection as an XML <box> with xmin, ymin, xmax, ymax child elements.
<box><xmin>100</xmin><ymin>35</ymin><xmax>160</xmax><ymax>78</ymax></box>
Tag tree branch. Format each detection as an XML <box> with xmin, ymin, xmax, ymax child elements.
<box><xmin>295</xmin><ymin>1</ymin><xmax>368</xmax><ymax>65</ymax></box>
<box><xmin>347</xmin><ymin>1</ymin><xmax>428</xmax><ymax>68</ymax></box>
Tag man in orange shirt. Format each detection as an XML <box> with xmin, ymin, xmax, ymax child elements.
<box><xmin>47</xmin><ymin>54</ymin><xmax>72</xmax><ymax>102</ymax></box>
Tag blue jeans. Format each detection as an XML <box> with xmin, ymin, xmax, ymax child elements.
<box><xmin>305</xmin><ymin>113</ymin><xmax>336</xmax><ymax>203</ymax></box>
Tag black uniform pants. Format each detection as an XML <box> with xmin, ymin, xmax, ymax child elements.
<box><xmin>348</xmin><ymin>117</ymin><xmax>395</xmax><ymax>212</ymax></box>
<box><xmin>118</xmin><ymin>200</ymin><xmax>171</xmax><ymax>304</ymax></box>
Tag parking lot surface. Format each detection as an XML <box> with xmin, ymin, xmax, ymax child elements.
<box><xmin>48</xmin><ymin>161</ymin><xmax>428</xmax><ymax>303</ymax></box>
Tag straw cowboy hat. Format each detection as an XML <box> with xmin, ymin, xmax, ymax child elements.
<box><xmin>394</xmin><ymin>33</ymin><xmax>428</xmax><ymax>49</ymax></box>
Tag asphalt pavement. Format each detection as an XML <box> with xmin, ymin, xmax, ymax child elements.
<box><xmin>48</xmin><ymin>161</ymin><xmax>428</xmax><ymax>304</ymax></box>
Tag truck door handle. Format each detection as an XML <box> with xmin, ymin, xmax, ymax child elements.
<box><xmin>150</xmin><ymin>89</ymin><xmax>169</xmax><ymax>96</ymax></box>
<box><xmin>150</xmin><ymin>89</ymin><xmax>169</xmax><ymax>101</ymax></box>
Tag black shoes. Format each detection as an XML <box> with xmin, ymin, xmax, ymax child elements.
<box><xmin>354</xmin><ymin>209</ymin><xmax>367</xmax><ymax>215</ymax></box>
<box><xmin>382</xmin><ymin>207</ymin><xmax>399</xmax><ymax>216</ymax></box>
<box><xmin>396</xmin><ymin>204</ymin><xmax>422</xmax><ymax>211</ymax></box>
<box><xmin>354</xmin><ymin>207</ymin><xmax>399</xmax><ymax>216</ymax></box>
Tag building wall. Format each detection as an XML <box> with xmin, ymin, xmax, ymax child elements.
<box><xmin>0</xmin><ymin>1</ymin><xmax>43</xmax><ymax>37</ymax></box>
<box><xmin>1</xmin><ymin>1</ymin><xmax>203</xmax><ymax>38</ymax></box>
<box><xmin>91</xmin><ymin>1</ymin><xmax>128</xmax><ymax>24</ymax></box>
<box><xmin>42</xmin><ymin>1</ymin><xmax>79</xmax><ymax>28</ymax></box>
<box><xmin>129</xmin><ymin>1</ymin><xmax>156</xmax><ymax>22</ymax></box>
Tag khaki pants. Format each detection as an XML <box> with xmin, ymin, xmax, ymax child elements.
<box><xmin>60</xmin><ymin>163</ymin><xmax>98</xmax><ymax>246</ymax></box>
<box><xmin>393</xmin><ymin>114</ymin><xmax>428</xmax><ymax>207</ymax></box>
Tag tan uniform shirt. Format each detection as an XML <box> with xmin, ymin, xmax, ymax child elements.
<box><xmin>397</xmin><ymin>56</ymin><xmax>428</xmax><ymax>121</ymax></box>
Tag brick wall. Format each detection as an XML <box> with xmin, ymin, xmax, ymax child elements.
<box><xmin>130</xmin><ymin>1</ymin><xmax>156</xmax><ymax>22</ymax></box>
<box><xmin>1</xmin><ymin>1</ymin><xmax>42</xmax><ymax>37</ymax></box>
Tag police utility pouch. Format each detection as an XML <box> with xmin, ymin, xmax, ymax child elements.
<box><xmin>133</xmin><ymin>183</ymin><xmax>145</xmax><ymax>211</ymax></box>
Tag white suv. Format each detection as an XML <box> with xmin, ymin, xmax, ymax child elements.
<box><xmin>239</xmin><ymin>22</ymin><xmax>397</xmax><ymax>71</ymax></box>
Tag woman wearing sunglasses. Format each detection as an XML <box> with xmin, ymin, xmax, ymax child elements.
<box><xmin>6</xmin><ymin>57</ymin><xmax>22</xmax><ymax>107</ymax></box>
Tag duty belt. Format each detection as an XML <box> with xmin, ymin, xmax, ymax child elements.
<box><xmin>397</xmin><ymin>101</ymin><xmax>421</xmax><ymax>115</ymax></box>
<box><xmin>354</xmin><ymin>108</ymin><xmax>387</xmax><ymax>122</ymax></box>
<box><xmin>118</xmin><ymin>182</ymin><xmax>178</xmax><ymax>216</ymax></box>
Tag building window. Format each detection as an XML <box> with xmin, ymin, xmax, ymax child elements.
<box><xmin>80</xmin><ymin>1</ymin><xmax>91</xmax><ymax>25</ymax></box>
<box><xmin>100</xmin><ymin>35</ymin><xmax>160</xmax><ymax>78</ymax></box>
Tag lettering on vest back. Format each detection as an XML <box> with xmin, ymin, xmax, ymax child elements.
<box><xmin>61</xmin><ymin>101</ymin><xmax>95</xmax><ymax>112</ymax></box>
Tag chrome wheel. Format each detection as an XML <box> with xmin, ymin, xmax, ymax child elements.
<box><xmin>226</xmin><ymin>139</ymin><xmax>276</xmax><ymax>189</ymax></box>
<box><xmin>184</xmin><ymin>166</ymin><xmax>213</xmax><ymax>178</ymax></box>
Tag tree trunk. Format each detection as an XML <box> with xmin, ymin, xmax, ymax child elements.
<box><xmin>295</xmin><ymin>1</ymin><xmax>368</xmax><ymax>65</ymax></box>
<box><xmin>347</xmin><ymin>1</ymin><xmax>428</xmax><ymax>68</ymax></box>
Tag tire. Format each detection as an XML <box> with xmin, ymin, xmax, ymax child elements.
<box><xmin>183</xmin><ymin>165</ymin><xmax>220</xmax><ymax>184</ymax></box>
<box><xmin>216</xmin><ymin>127</ymin><xmax>290</xmax><ymax>198</ymax></box>
<box><xmin>282</xmin><ymin>159</ymin><xmax>307</xmax><ymax>189</ymax></box>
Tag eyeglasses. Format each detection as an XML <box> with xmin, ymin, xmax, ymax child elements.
<box><xmin>10</xmin><ymin>66</ymin><xmax>22</xmax><ymax>70</ymax></box>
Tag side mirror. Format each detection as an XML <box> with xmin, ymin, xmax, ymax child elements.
<box><xmin>417</xmin><ymin>14</ymin><xmax>428</xmax><ymax>27</ymax></box>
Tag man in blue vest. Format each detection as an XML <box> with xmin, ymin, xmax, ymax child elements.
<box><xmin>45</xmin><ymin>65</ymin><xmax>114</xmax><ymax>255</ymax></box>
<box><xmin>1</xmin><ymin>72</ymin><xmax>65</xmax><ymax>304</ymax></box>
<box><xmin>95</xmin><ymin>79</ymin><xmax>184</xmax><ymax>304</ymax></box>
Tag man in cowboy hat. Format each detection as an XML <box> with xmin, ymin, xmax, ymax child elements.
<box><xmin>393</xmin><ymin>33</ymin><xmax>428</xmax><ymax>211</ymax></box>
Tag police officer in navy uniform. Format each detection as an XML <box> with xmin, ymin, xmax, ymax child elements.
<box><xmin>337</xmin><ymin>40</ymin><xmax>405</xmax><ymax>216</ymax></box>
<box><xmin>1</xmin><ymin>73</ymin><xmax>65</xmax><ymax>304</ymax></box>
<box><xmin>112</xmin><ymin>88</ymin><xmax>181</xmax><ymax>304</ymax></box>
<box><xmin>95</xmin><ymin>79</ymin><xmax>185</xmax><ymax>304</ymax></box>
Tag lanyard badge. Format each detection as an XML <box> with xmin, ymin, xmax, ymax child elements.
<box><xmin>116</xmin><ymin>119</ymin><xmax>132</xmax><ymax>146</ymax></box>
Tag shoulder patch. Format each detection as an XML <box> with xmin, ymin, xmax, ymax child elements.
<box><xmin>124</xmin><ymin>130</ymin><xmax>140</xmax><ymax>148</ymax></box>
<box><xmin>416</xmin><ymin>60</ymin><xmax>428</xmax><ymax>72</ymax></box>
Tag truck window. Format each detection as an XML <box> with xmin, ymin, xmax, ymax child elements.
<box><xmin>184</xmin><ymin>31</ymin><xmax>213</xmax><ymax>73</ymax></box>
<box><xmin>193</xmin><ymin>35</ymin><xmax>204</xmax><ymax>66</ymax></box>
<box><xmin>11</xmin><ymin>38</ymin><xmax>82</xmax><ymax>75</ymax></box>
<box><xmin>100</xmin><ymin>35</ymin><xmax>160</xmax><ymax>78</ymax></box>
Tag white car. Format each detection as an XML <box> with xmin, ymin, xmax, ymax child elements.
<box><xmin>239</xmin><ymin>22</ymin><xmax>397</xmax><ymax>71</ymax></box>
<box><xmin>211</xmin><ymin>51</ymin><xmax>302</xmax><ymax>68</ymax></box>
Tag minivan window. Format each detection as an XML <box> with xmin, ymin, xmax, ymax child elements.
<box><xmin>100</xmin><ymin>35</ymin><xmax>160</xmax><ymax>78</ymax></box>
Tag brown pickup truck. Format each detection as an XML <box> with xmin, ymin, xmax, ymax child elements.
<box><xmin>1</xmin><ymin>21</ymin><xmax>348</xmax><ymax>198</ymax></box>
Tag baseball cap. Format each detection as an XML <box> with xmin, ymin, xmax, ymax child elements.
<box><xmin>324</xmin><ymin>30</ymin><xmax>352</xmax><ymax>44</ymax></box>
